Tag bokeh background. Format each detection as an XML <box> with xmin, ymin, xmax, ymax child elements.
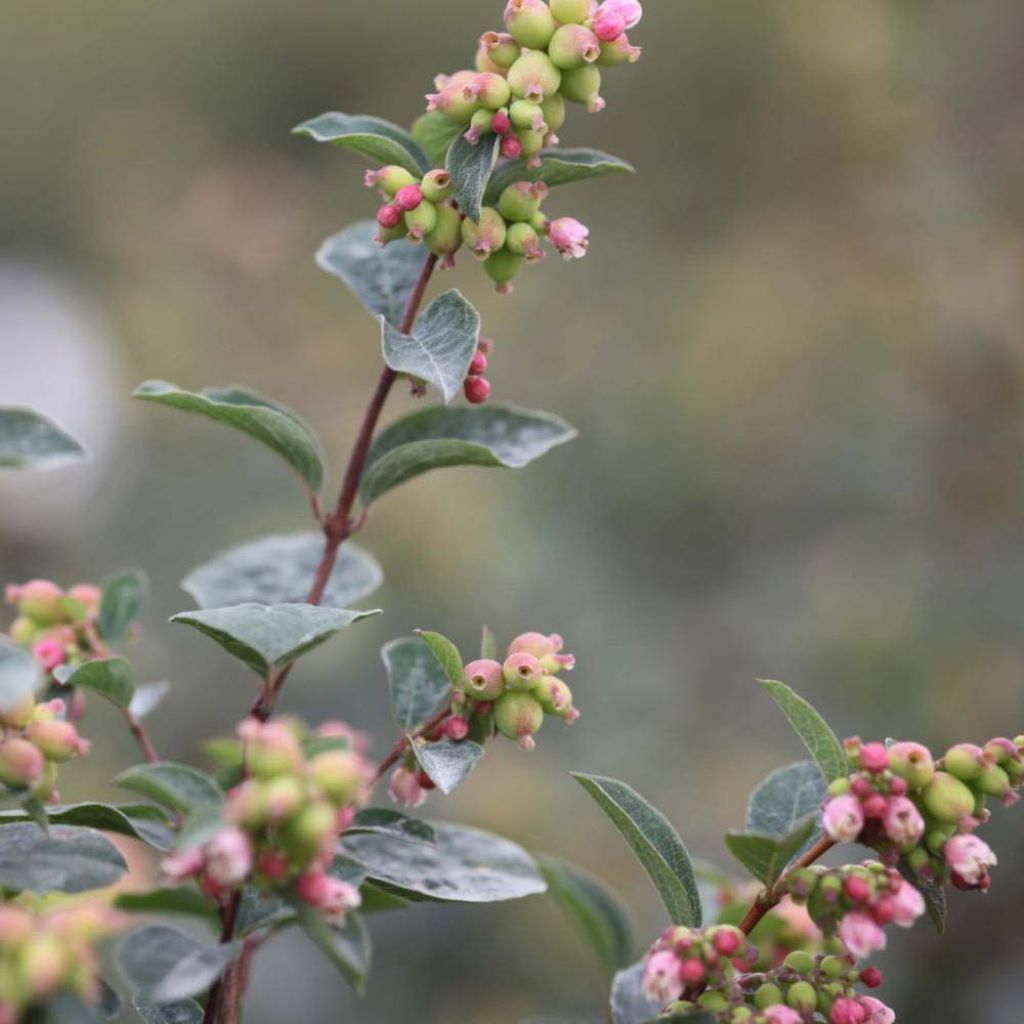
<box><xmin>2</xmin><ymin>0</ymin><xmax>1024</xmax><ymax>1020</ymax></box>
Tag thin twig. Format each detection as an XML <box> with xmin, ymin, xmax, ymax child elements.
<box><xmin>372</xmin><ymin>704</ymin><xmax>452</xmax><ymax>783</ymax></box>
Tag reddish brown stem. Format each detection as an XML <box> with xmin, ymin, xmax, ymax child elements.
<box><xmin>737</xmin><ymin>835</ymin><xmax>836</xmax><ymax>936</ymax></box>
<box><xmin>372</xmin><ymin>704</ymin><xmax>453</xmax><ymax>783</ymax></box>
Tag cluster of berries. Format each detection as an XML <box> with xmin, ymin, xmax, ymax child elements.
<box><xmin>782</xmin><ymin>863</ymin><xmax>924</xmax><ymax>962</ymax></box>
<box><xmin>0</xmin><ymin>696</ymin><xmax>89</xmax><ymax>802</ymax></box>
<box><xmin>822</xmin><ymin>735</ymin><xmax>1022</xmax><ymax>892</ymax></box>
<box><xmin>643</xmin><ymin>926</ymin><xmax>895</xmax><ymax>1024</ymax></box>
<box><xmin>464</xmin><ymin>338</ymin><xmax>493</xmax><ymax>404</ymax></box>
<box><xmin>0</xmin><ymin>901</ymin><xmax>122</xmax><ymax>1024</ymax></box>
<box><xmin>4</xmin><ymin>579</ymin><xmax>103</xmax><ymax>675</ymax></box>
<box><xmin>388</xmin><ymin>631</ymin><xmax>577</xmax><ymax>808</ymax></box>
<box><xmin>370</xmin><ymin>165</ymin><xmax>588</xmax><ymax>291</ymax></box>
<box><xmin>431</xmin><ymin>0</ymin><xmax>643</xmax><ymax>154</ymax></box>
<box><xmin>163</xmin><ymin>718</ymin><xmax>372</xmax><ymax>925</ymax></box>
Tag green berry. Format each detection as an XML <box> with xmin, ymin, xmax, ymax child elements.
<box><xmin>754</xmin><ymin>983</ymin><xmax>783</xmax><ymax>1009</ymax></box>
<box><xmin>558</xmin><ymin>65</ymin><xmax>602</xmax><ymax>109</ymax></box>
<box><xmin>375</xmin><ymin>165</ymin><xmax>417</xmax><ymax>197</ymax></box>
<box><xmin>505</xmin><ymin>0</ymin><xmax>557</xmax><ymax>50</ymax></box>
<box><xmin>539</xmin><ymin>93</ymin><xmax>566</xmax><ymax>133</ymax></box>
<box><xmin>784</xmin><ymin>950</ymin><xmax>815</xmax><ymax>975</ymax></box>
<box><xmin>424</xmin><ymin>204</ymin><xmax>463</xmax><ymax>259</ymax></box>
<box><xmin>888</xmin><ymin>741</ymin><xmax>935</xmax><ymax>789</ymax></box>
<box><xmin>921</xmin><ymin>771</ymin><xmax>976</xmax><ymax>824</ymax></box>
<box><xmin>786</xmin><ymin>981</ymin><xmax>817</xmax><ymax>1013</ymax></box>
<box><xmin>462</xmin><ymin>207</ymin><xmax>507</xmax><ymax>258</ymax></box>
<box><xmin>550</xmin><ymin>0</ymin><xmax>591</xmax><ymax>23</ymax></box>
<box><xmin>547</xmin><ymin>23</ymin><xmax>601</xmax><ymax>71</ymax></box>
<box><xmin>484</xmin><ymin>248</ymin><xmax>524</xmax><ymax>292</ymax></box>
<box><xmin>976</xmin><ymin>763</ymin><xmax>1010</xmax><ymax>797</ymax></box>
<box><xmin>510</xmin><ymin>99</ymin><xmax>546</xmax><ymax>133</ymax></box>
<box><xmin>404</xmin><ymin>200</ymin><xmax>438</xmax><ymax>241</ymax></box>
<box><xmin>494</xmin><ymin>691</ymin><xmax>545</xmax><ymax>750</ymax></box>
<box><xmin>944</xmin><ymin>743</ymin><xmax>983</xmax><ymax>782</ymax></box>
<box><xmin>820</xmin><ymin>955</ymin><xmax>846</xmax><ymax>979</ymax></box>
<box><xmin>506</xmin><ymin>222</ymin><xmax>543</xmax><ymax>261</ymax></box>
<box><xmin>498</xmin><ymin>182</ymin><xmax>545</xmax><ymax>223</ymax></box>
<box><xmin>697</xmin><ymin>992</ymin><xmax>729</xmax><ymax>1012</ymax></box>
<box><xmin>827</xmin><ymin>777</ymin><xmax>851</xmax><ymax>797</ymax></box>
<box><xmin>508</xmin><ymin>51</ymin><xmax>562</xmax><ymax>103</ymax></box>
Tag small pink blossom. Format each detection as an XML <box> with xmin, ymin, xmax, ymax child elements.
<box><xmin>860</xmin><ymin>996</ymin><xmax>896</xmax><ymax>1024</ymax></box>
<box><xmin>838</xmin><ymin>910</ymin><xmax>887</xmax><ymax>960</ymax></box>
<box><xmin>641</xmin><ymin>949</ymin><xmax>683</xmax><ymax>1004</ymax></box>
<box><xmin>830</xmin><ymin>997</ymin><xmax>867</xmax><ymax>1024</ymax></box>
<box><xmin>762</xmin><ymin>1007</ymin><xmax>803</xmax><ymax>1024</ymax></box>
<box><xmin>388</xmin><ymin>765</ymin><xmax>427</xmax><ymax>809</ymax></box>
<box><xmin>548</xmin><ymin>217</ymin><xmax>590</xmax><ymax>260</ymax></box>
<box><xmin>822</xmin><ymin>794</ymin><xmax>865</xmax><ymax>844</ymax></box>
<box><xmin>592</xmin><ymin>7</ymin><xmax>626</xmax><ymax>42</ymax></box>
<box><xmin>598</xmin><ymin>0</ymin><xmax>643</xmax><ymax>30</ymax></box>
<box><xmin>162</xmin><ymin>846</ymin><xmax>204</xmax><ymax>883</ymax></box>
<box><xmin>204</xmin><ymin>827</ymin><xmax>253</xmax><ymax>887</ymax></box>
<box><xmin>883</xmin><ymin>795</ymin><xmax>925</xmax><ymax>846</ymax></box>
<box><xmin>945</xmin><ymin>833</ymin><xmax>997</xmax><ymax>889</ymax></box>
<box><xmin>889</xmin><ymin>879</ymin><xmax>925</xmax><ymax>928</ymax></box>
<box><xmin>32</xmin><ymin>638</ymin><xmax>67</xmax><ymax>672</ymax></box>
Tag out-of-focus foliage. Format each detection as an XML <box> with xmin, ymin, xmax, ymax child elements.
<box><xmin>2</xmin><ymin>1</ymin><xmax>1023</xmax><ymax>1020</ymax></box>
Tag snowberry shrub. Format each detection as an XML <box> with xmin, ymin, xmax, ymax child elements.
<box><xmin>0</xmin><ymin>3</ymin><xmax>1018</xmax><ymax>1023</ymax></box>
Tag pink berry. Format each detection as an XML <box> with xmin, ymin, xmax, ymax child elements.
<box><xmin>464</xmin><ymin>377</ymin><xmax>491</xmax><ymax>404</ymax></box>
<box><xmin>468</xmin><ymin>351</ymin><xmax>488</xmax><ymax>376</ymax></box>
<box><xmin>491</xmin><ymin>110</ymin><xmax>512</xmax><ymax>135</ymax></box>
<box><xmin>500</xmin><ymin>135</ymin><xmax>523</xmax><ymax>159</ymax></box>
<box><xmin>377</xmin><ymin>204</ymin><xmax>402</xmax><ymax>228</ymax></box>
<box><xmin>678</xmin><ymin>957</ymin><xmax>704</xmax><ymax>986</ymax></box>
<box><xmin>843</xmin><ymin>875</ymin><xmax>871</xmax><ymax>904</ymax></box>
<box><xmin>444</xmin><ymin>717</ymin><xmax>470</xmax><ymax>741</ymax></box>
<box><xmin>860</xmin><ymin>743</ymin><xmax>890</xmax><ymax>774</ymax></box>
<box><xmin>860</xmin><ymin>966</ymin><xmax>883</xmax><ymax>988</ymax></box>
<box><xmin>395</xmin><ymin>184</ymin><xmax>424</xmax><ymax>212</ymax></box>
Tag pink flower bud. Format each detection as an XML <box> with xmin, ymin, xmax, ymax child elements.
<box><xmin>822</xmin><ymin>794</ymin><xmax>865</xmax><ymax>844</ymax></box>
<box><xmin>0</xmin><ymin>737</ymin><xmax>45</xmax><ymax>789</ymax></box>
<box><xmin>32</xmin><ymin>638</ymin><xmax>66</xmax><ymax>672</ymax></box>
<box><xmin>388</xmin><ymin>765</ymin><xmax>427</xmax><ymax>809</ymax></box>
<box><xmin>25</xmin><ymin>719</ymin><xmax>90</xmax><ymax>762</ymax></box>
<box><xmin>889</xmin><ymin>878</ymin><xmax>925</xmax><ymax>927</ymax></box>
<box><xmin>859</xmin><ymin>966</ymin><xmax>883</xmax><ymax>989</ymax></box>
<box><xmin>377</xmin><ymin>203</ymin><xmax>403</xmax><ymax>229</ymax></box>
<box><xmin>859</xmin><ymin>743</ymin><xmax>889</xmax><ymax>774</ymax></box>
<box><xmin>830</xmin><ymin>997</ymin><xmax>867</xmax><ymax>1024</ymax></box>
<box><xmin>257</xmin><ymin>851</ymin><xmax>290</xmax><ymax>882</ymax></box>
<box><xmin>860</xmin><ymin>996</ymin><xmax>896</xmax><ymax>1024</ymax></box>
<box><xmin>944</xmin><ymin>832</ymin><xmax>997</xmax><ymax>890</ymax></box>
<box><xmin>843</xmin><ymin>874</ymin><xmax>871</xmax><ymax>904</ymax></box>
<box><xmin>861</xmin><ymin>792</ymin><xmax>888</xmax><ymax>819</ymax></box>
<box><xmin>395</xmin><ymin>185</ymin><xmax>424</xmax><ymax>212</ymax></box>
<box><xmin>204</xmin><ymin>826</ymin><xmax>253</xmax><ymax>887</ymax></box>
<box><xmin>444</xmin><ymin>716</ymin><xmax>470</xmax><ymax>741</ymax></box>
<box><xmin>641</xmin><ymin>950</ymin><xmax>683</xmax><ymax>1004</ymax></box>
<box><xmin>162</xmin><ymin>846</ymin><xmax>205</xmax><ymax>883</ymax></box>
<box><xmin>678</xmin><ymin>957</ymin><xmax>704</xmax><ymax>986</ymax></box>
<box><xmin>883</xmin><ymin>795</ymin><xmax>925</xmax><ymax>846</ymax></box>
<box><xmin>501</xmin><ymin>134</ymin><xmax>524</xmax><ymax>159</ymax></box>
<box><xmin>598</xmin><ymin>0</ymin><xmax>643</xmax><ymax>30</ymax></box>
<box><xmin>464</xmin><ymin>376</ymin><xmax>492</xmax><ymax>405</ymax></box>
<box><xmin>548</xmin><ymin>217</ymin><xmax>590</xmax><ymax>259</ymax></box>
<box><xmin>763</xmin><ymin>1007</ymin><xmax>803</xmax><ymax>1024</ymax></box>
<box><xmin>838</xmin><ymin>910</ymin><xmax>887</xmax><ymax>960</ymax></box>
<box><xmin>592</xmin><ymin>7</ymin><xmax>626</xmax><ymax>41</ymax></box>
<box><xmin>491</xmin><ymin>109</ymin><xmax>512</xmax><ymax>136</ymax></box>
<box><xmin>468</xmin><ymin>351</ymin><xmax>489</xmax><ymax>376</ymax></box>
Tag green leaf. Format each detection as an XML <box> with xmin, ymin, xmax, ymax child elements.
<box><xmin>317</xmin><ymin>221</ymin><xmax>429</xmax><ymax>326</ymax></box>
<box><xmin>25</xmin><ymin>993</ymin><xmax>101</xmax><ymax>1024</ymax></box>
<box><xmin>133</xmin><ymin>381</ymin><xmax>325</xmax><ymax>492</ymax></box>
<box><xmin>610</xmin><ymin>961</ymin><xmax>661</xmax><ymax>1024</ymax></box>
<box><xmin>539</xmin><ymin>856</ymin><xmax>633</xmax><ymax>974</ymax></box>
<box><xmin>116</xmin><ymin>886</ymin><xmax>219</xmax><ymax>921</ymax></box>
<box><xmin>62</xmin><ymin>658</ymin><xmax>135</xmax><ymax>710</ymax></box>
<box><xmin>361</xmin><ymin>403</ymin><xmax>576</xmax><ymax>505</ymax></box>
<box><xmin>297</xmin><ymin>908</ymin><xmax>372</xmax><ymax>993</ymax></box>
<box><xmin>724</xmin><ymin>816</ymin><xmax>817</xmax><ymax>888</ymax></box>
<box><xmin>484</xmin><ymin>147</ymin><xmax>635</xmax><ymax>204</ymax></box>
<box><xmin>381</xmin><ymin>637</ymin><xmax>454</xmax><ymax>731</ymax></box>
<box><xmin>746</xmin><ymin>761</ymin><xmax>826</xmax><ymax>836</ymax></box>
<box><xmin>133</xmin><ymin>998</ymin><xmax>204</xmax><ymax>1024</ymax></box>
<box><xmin>116</xmin><ymin>926</ymin><xmax>240</xmax><ymax>1003</ymax></box>
<box><xmin>415</xmin><ymin>630</ymin><xmax>463</xmax><ymax>688</ymax></box>
<box><xmin>0</xmin><ymin>637</ymin><xmax>43</xmax><ymax>718</ymax></box>
<box><xmin>411</xmin><ymin>739</ymin><xmax>484</xmax><ymax>795</ymax></box>
<box><xmin>381</xmin><ymin>289</ymin><xmax>480</xmax><ymax>403</ymax></box>
<box><xmin>129</xmin><ymin>681</ymin><xmax>171</xmax><ymax>720</ymax></box>
<box><xmin>347</xmin><ymin>808</ymin><xmax>436</xmax><ymax>846</ymax></box>
<box><xmin>98</xmin><ymin>980</ymin><xmax>122</xmax><ymax>1021</ymax></box>
<box><xmin>572</xmin><ymin>773</ymin><xmax>701</xmax><ymax>927</ymax></box>
<box><xmin>294</xmin><ymin>112</ymin><xmax>429</xmax><ymax>176</ymax></box>
<box><xmin>446</xmin><ymin>133</ymin><xmax>499</xmax><ymax>222</ymax></box>
<box><xmin>171</xmin><ymin>603</ymin><xmax>380</xmax><ymax>676</ymax></box>
<box><xmin>99</xmin><ymin>570</ymin><xmax>148</xmax><ymax>645</ymax></box>
<box><xmin>0</xmin><ymin>407</ymin><xmax>86</xmax><ymax>469</ymax></box>
<box><xmin>411</xmin><ymin>111</ymin><xmax>463</xmax><ymax>167</ymax></box>
<box><xmin>181</xmin><ymin>532</ymin><xmax>382</xmax><ymax>610</ymax></box>
<box><xmin>0</xmin><ymin>802</ymin><xmax>175</xmax><ymax>850</ymax></box>
<box><xmin>115</xmin><ymin>762</ymin><xmax>223</xmax><ymax>814</ymax></box>
<box><xmin>0</xmin><ymin>823</ymin><xmax>126</xmax><ymax>893</ymax></box>
<box><xmin>343</xmin><ymin>822</ymin><xmax>546</xmax><ymax>903</ymax></box>
<box><xmin>759</xmin><ymin>681</ymin><xmax>849</xmax><ymax>783</ymax></box>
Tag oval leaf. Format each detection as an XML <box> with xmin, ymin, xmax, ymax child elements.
<box><xmin>133</xmin><ymin>998</ymin><xmax>204</xmax><ymax>1024</ymax></box>
<box><xmin>484</xmin><ymin>147</ymin><xmax>635</xmax><ymax>204</ymax></box>
<box><xmin>0</xmin><ymin>407</ymin><xmax>86</xmax><ymax>469</ymax></box>
<box><xmin>724</xmin><ymin>817</ymin><xmax>818</xmax><ymax>888</ymax></box>
<box><xmin>0</xmin><ymin>802</ymin><xmax>174</xmax><ymax>849</ymax></box>
<box><xmin>0</xmin><ymin>823</ymin><xmax>126</xmax><ymax>894</ymax></box>
<box><xmin>540</xmin><ymin>856</ymin><xmax>633</xmax><ymax>974</ymax></box>
<box><xmin>610</xmin><ymin>961</ymin><xmax>661</xmax><ymax>1024</ymax></box>
<box><xmin>133</xmin><ymin>381</ymin><xmax>325</xmax><ymax>492</ymax></box>
<box><xmin>361</xmin><ymin>404</ymin><xmax>577</xmax><ymax>506</ymax></box>
<box><xmin>99</xmin><ymin>570</ymin><xmax>148</xmax><ymax>645</ymax></box>
<box><xmin>116</xmin><ymin>886</ymin><xmax>219</xmax><ymax>921</ymax></box>
<box><xmin>294</xmin><ymin>112</ymin><xmax>429</xmax><ymax>176</ymax></box>
<box><xmin>411</xmin><ymin>111</ymin><xmax>463</xmax><ymax>168</ymax></box>
<box><xmin>347</xmin><ymin>808</ymin><xmax>436</xmax><ymax>846</ymax></box>
<box><xmin>446</xmin><ymin>133</ymin><xmax>499</xmax><ymax>222</ymax></box>
<box><xmin>117</xmin><ymin>925</ymin><xmax>240</xmax><ymax>1003</ymax></box>
<box><xmin>297</xmin><ymin>908</ymin><xmax>372</xmax><ymax>993</ymax></box>
<box><xmin>746</xmin><ymin>761</ymin><xmax>826</xmax><ymax>836</ymax></box>
<box><xmin>63</xmin><ymin>658</ymin><xmax>135</xmax><ymax>710</ymax></box>
<box><xmin>759</xmin><ymin>681</ymin><xmax>849</xmax><ymax>783</ymax></box>
<box><xmin>343</xmin><ymin>822</ymin><xmax>546</xmax><ymax>903</ymax></box>
<box><xmin>381</xmin><ymin>637</ymin><xmax>453</xmax><ymax>731</ymax></box>
<box><xmin>115</xmin><ymin>762</ymin><xmax>223</xmax><ymax>814</ymax></box>
<box><xmin>381</xmin><ymin>289</ymin><xmax>480</xmax><ymax>403</ymax></box>
<box><xmin>0</xmin><ymin>637</ymin><xmax>43</xmax><ymax>717</ymax></box>
<box><xmin>316</xmin><ymin>221</ymin><xmax>430</xmax><ymax>326</ymax></box>
<box><xmin>411</xmin><ymin>739</ymin><xmax>484</xmax><ymax>795</ymax></box>
<box><xmin>572</xmin><ymin>773</ymin><xmax>701</xmax><ymax>927</ymax></box>
<box><xmin>171</xmin><ymin>603</ymin><xmax>380</xmax><ymax>675</ymax></box>
<box><xmin>181</xmin><ymin>532</ymin><xmax>382</xmax><ymax>610</ymax></box>
<box><xmin>415</xmin><ymin>630</ymin><xmax>463</xmax><ymax>688</ymax></box>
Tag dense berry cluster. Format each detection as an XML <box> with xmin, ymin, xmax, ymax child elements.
<box><xmin>389</xmin><ymin>630</ymin><xmax>577</xmax><ymax>808</ymax></box>
<box><xmin>4</xmin><ymin>579</ymin><xmax>103</xmax><ymax>675</ymax></box>
<box><xmin>0</xmin><ymin>902</ymin><xmax>122</xmax><ymax>1024</ymax></box>
<box><xmin>714</xmin><ymin>883</ymin><xmax>824</xmax><ymax>970</ymax></box>
<box><xmin>0</xmin><ymin>696</ymin><xmax>89</xmax><ymax>802</ymax></box>
<box><xmin>163</xmin><ymin>718</ymin><xmax>372</xmax><ymax>924</ymax></box>
<box><xmin>822</xmin><ymin>736</ymin><xmax>1022</xmax><ymax>892</ymax></box>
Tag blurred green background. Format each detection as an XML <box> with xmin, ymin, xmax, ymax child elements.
<box><xmin>2</xmin><ymin>0</ymin><xmax>1023</xmax><ymax>1020</ymax></box>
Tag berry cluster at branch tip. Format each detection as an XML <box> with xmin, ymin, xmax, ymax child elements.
<box><xmin>822</xmin><ymin>735</ymin><xmax>1022</xmax><ymax>892</ymax></box>
<box><xmin>0</xmin><ymin>695</ymin><xmax>89</xmax><ymax>803</ymax></box>
<box><xmin>0</xmin><ymin>902</ymin><xmax>124</xmax><ymax>1024</ymax></box>
<box><xmin>162</xmin><ymin>718</ymin><xmax>373</xmax><ymax>925</ymax></box>
<box><xmin>366</xmin><ymin>0</ymin><xmax>643</xmax><ymax>295</ymax></box>
<box><xmin>4</xmin><ymin>580</ymin><xmax>104</xmax><ymax>676</ymax></box>
<box><xmin>389</xmin><ymin>630</ymin><xmax>577</xmax><ymax>808</ymax></box>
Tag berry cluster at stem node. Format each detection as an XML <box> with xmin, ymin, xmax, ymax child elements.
<box><xmin>0</xmin><ymin>901</ymin><xmax>123</xmax><ymax>1023</ymax></box>
<box><xmin>0</xmin><ymin>697</ymin><xmax>90</xmax><ymax>803</ymax></box>
<box><xmin>162</xmin><ymin>718</ymin><xmax>372</xmax><ymax>925</ymax></box>
<box><xmin>4</xmin><ymin>580</ymin><xmax>104</xmax><ymax>676</ymax></box>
